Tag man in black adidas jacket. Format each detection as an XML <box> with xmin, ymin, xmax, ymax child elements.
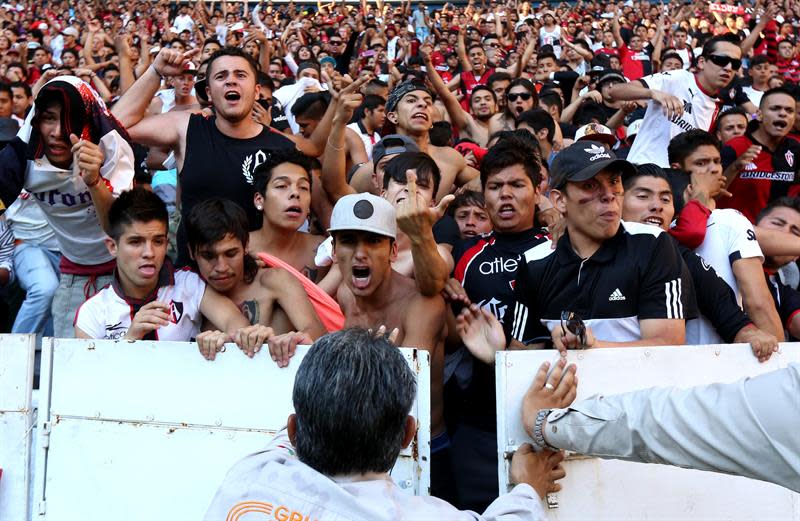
<box><xmin>458</xmin><ymin>141</ymin><xmax>693</xmax><ymax>359</ymax></box>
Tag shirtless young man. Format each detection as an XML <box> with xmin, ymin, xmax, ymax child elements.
<box><xmin>270</xmin><ymin>192</ymin><xmax>447</xmax><ymax>440</ymax></box>
<box><xmin>185</xmin><ymin>198</ymin><xmax>327</xmax><ymax>354</ymax></box>
<box><xmin>319</xmin><ymin>81</ymin><xmax>456</xmax><ymax>296</ymax></box>
<box><xmin>349</xmin><ymin>81</ymin><xmax>480</xmax><ymax>201</ymax></box>
<box><xmin>425</xmin><ymin>47</ymin><xmax>497</xmax><ymax>148</ymax></box>
<box><xmin>247</xmin><ymin>149</ymin><xmax>325</xmax><ymax>280</ymax></box>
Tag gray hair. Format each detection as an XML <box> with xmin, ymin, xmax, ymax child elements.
<box><xmin>292</xmin><ymin>328</ymin><xmax>417</xmax><ymax>475</ymax></box>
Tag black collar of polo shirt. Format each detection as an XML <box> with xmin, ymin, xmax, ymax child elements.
<box><xmin>554</xmin><ymin>224</ymin><xmax>625</xmax><ymax>266</ymax></box>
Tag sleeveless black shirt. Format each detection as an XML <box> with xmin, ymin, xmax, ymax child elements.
<box><xmin>177</xmin><ymin>114</ymin><xmax>295</xmax><ymax>265</ymax></box>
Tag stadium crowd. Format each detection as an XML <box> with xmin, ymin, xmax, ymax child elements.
<box><xmin>2</xmin><ymin>0</ymin><xmax>800</xmax><ymax>517</ymax></box>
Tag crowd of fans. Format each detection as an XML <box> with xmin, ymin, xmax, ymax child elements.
<box><xmin>2</xmin><ymin>0</ymin><xmax>800</xmax><ymax>515</ymax></box>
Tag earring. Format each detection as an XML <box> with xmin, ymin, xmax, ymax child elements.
<box><xmin>256</xmin><ymin>205</ymin><xmax>263</xmax><ymax>210</ymax></box>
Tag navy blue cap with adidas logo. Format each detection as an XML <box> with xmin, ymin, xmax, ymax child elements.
<box><xmin>549</xmin><ymin>140</ymin><xmax>637</xmax><ymax>190</ymax></box>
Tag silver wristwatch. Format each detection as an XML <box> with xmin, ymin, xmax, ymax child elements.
<box><xmin>531</xmin><ymin>408</ymin><xmax>553</xmax><ymax>452</ymax></box>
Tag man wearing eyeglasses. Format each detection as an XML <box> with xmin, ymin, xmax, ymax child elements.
<box><xmin>606</xmin><ymin>35</ymin><xmax>743</xmax><ymax>168</ymax></box>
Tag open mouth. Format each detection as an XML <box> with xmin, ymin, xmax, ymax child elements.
<box><xmin>138</xmin><ymin>264</ymin><xmax>157</xmax><ymax>277</ymax></box>
<box><xmin>285</xmin><ymin>205</ymin><xmax>303</xmax><ymax>217</ymax></box>
<box><xmin>774</xmin><ymin>120</ymin><xmax>788</xmax><ymax>130</ymax></box>
<box><xmin>224</xmin><ymin>91</ymin><xmax>241</xmax><ymax>101</ymax></box>
<box><xmin>411</xmin><ymin>112</ymin><xmax>429</xmax><ymax>122</ymax></box>
<box><xmin>498</xmin><ymin>204</ymin><xmax>516</xmax><ymax>218</ymax></box>
<box><xmin>644</xmin><ymin>216</ymin><xmax>663</xmax><ymax>227</ymax></box>
<box><xmin>351</xmin><ymin>266</ymin><xmax>371</xmax><ymax>289</ymax></box>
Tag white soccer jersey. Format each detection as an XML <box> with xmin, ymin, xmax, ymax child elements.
<box><xmin>75</xmin><ymin>267</ymin><xmax>206</xmax><ymax>341</ymax></box>
<box><xmin>687</xmin><ymin>209</ymin><xmax>763</xmax><ymax>344</ymax></box>
<box><xmin>627</xmin><ymin>69</ymin><xmax>721</xmax><ymax>167</ymax></box>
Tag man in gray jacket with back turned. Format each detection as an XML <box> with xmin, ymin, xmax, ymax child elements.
<box><xmin>204</xmin><ymin>328</ymin><xmax>570</xmax><ymax>520</ymax></box>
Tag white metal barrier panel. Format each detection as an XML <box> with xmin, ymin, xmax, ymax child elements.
<box><xmin>32</xmin><ymin>338</ymin><xmax>430</xmax><ymax>521</ymax></box>
<box><xmin>496</xmin><ymin>344</ymin><xmax>800</xmax><ymax>520</ymax></box>
<box><xmin>0</xmin><ymin>334</ymin><xmax>36</xmax><ymax>521</ymax></box>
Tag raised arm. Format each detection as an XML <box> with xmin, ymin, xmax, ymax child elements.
<box><xmin>423</xmin><ymin>47</ymin><xmax>472</xmax><ymax>132</ymax></box>
<box><xmin>611</xmin><ymin>8</ymin><xmax>625</xmax><ymax>49</ymax></box>
<box><xmin>112</xmin><ymin>47</ymin><xmax>198</xmax><ymax>129</ymax></box>
<box><xmin>320</xmin><ymin>79</ymin><xmax>363</xmax><ymax>203</ymax></box>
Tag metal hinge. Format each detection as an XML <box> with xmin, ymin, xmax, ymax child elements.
<box><xmin>41</xmin><ymin>421</ymin><xmax>51</xmax><ymax>449</ymax></box>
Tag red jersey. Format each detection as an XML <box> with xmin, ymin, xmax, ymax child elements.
<box><xmin>460</xmin><ymin>67</ymin><xmax>495</xmax><ymax>110</ymax></box>
<box><xmin>619</xmin><ymin>44</ymin><xmax>652</xmax><ymax>81</ymax></box>
<box><xmin>719</xmin><ymin>133</ymin><xmax>800</xmax><ymax>223</ymax></box>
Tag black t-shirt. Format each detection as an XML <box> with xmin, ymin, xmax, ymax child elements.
<box><xmin>506</xmin><ymin>221</ymin><xmax>694</xmax><ymax>345</ymax></box>
<box><xmin>451</xmin><ymin>228</ymin><xmax>551</xmax><ymax>429</ymax></box>
<box><xmin>678</xmin><ymin>241</ymin><xmax>749</xmax><ymax>343</ymax></box>
<box><xmin>433</xmin><ymin>215</ymin><xmax>461</xmax><ymax>248</ymax></box>
<box><xmin>177</xmin><ymin>113</ymin><xmax>295</xmax><ymax>265</ymax></box>
<box><xmin>766</xmin><ymin>272</ymin><xmax>800</xmax><ymax>340</ymax></box>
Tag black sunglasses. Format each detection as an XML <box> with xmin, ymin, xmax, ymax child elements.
<box><xmin>329</xmin><ymin>40</ymin><xmax>343</xmax><ymax>45</ymax></box>
<box><xmin>704</xmin><ymin>54</ymin><xmax>742</xmax><ymax>71</ymax></box>
<box><xmin>560</xmin><ymin>310</ymin><xmax>588</xmax><ymax>349</ymax></box>
<box><xmin>507</xmin><ymin>92</ymin><xmax>532</xmax><ymax>102</ymax></box>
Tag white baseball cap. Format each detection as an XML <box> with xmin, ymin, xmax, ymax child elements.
<box><xmin>328</xmin><ymin>193</ymin><xmax>397</xmax><ymax>239</ymax></box>
<box><xmin>62</xmin><ymin>27</ymin><xmax>79</xmax><ymax>38</ymax></box>
<box><xmin>575</xmin><ymin>122</ymin><xmax>616</xmax><ymax>147</ymax></box>
<box><xmin>626</xmin><ymin>119</ymin><xmax>643</xmax><ymax>139</ymax></box>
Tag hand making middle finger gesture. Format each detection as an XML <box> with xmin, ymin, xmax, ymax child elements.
<box><xmin>396</xmin><ymin>171</ymin><xmax>455</xmax><ymax>239</ymax></box>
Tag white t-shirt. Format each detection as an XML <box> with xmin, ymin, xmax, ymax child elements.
<box><xmin>23</xmin><ymin>131</ymin><xmax>134</xmax><ymax>265</ymax></box>
<box><xmin>627</xmin><ymin>69</ymin><xmax>721</xmax><ymax>167</ymax></box>
<box><xmin>173</xmin><ymin>13</ymin><xmax>195</xmax><ymax>33</ymax></box>
<box><xmin>675</xmin><ymin>47</ymin><xmax>692</xmax><ymax>70</ymax></box>
<box><xmin>686</xmin><ymin>209</ymin><xmax>763</xmax><ymax>344</ymax></box>
<box><xmin>743</xmin><ymin>85</ymin><xmax>764</xmax><ymax>107</ymax></box>
<box><xmin>75</xmin><ymin>268</ymin><xmax>206</xmax><ymax>340</ymax></box>
<box><xmin>347</xmin><ymin>121</ymin><xmax>380</xmax><ymax>158</ymax></box>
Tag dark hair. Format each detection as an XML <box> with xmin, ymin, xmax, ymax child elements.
<box><xmin>470</xmin><ymin>84</ymin><xmax>497</xmax><ymax>103</ymax></box>
<box><xmin>363</xmin><ymin>94</ymin><xmax>386</xmax><ymax>112</ymax></box>
<box><xmin>667</xmin><ymin>129</ymin><xmax>720</xmax><ymax>167</ymax></box>
<box><xmin>701</xmin><ymin>34</ymin><xmax>741</xmax><ymax>58</ymax></box>
<box><xmin>518</xmin><ymin>108</ymin><xmax>555</xmax><ymax>144</ymax></box>
<box><xmin>467</xmin><ymin>43</ymin><xmax>485</xmax><ymax>54</ymax></box>
<box><xmin>750</xmin><ymin>54</ymin><xmax>770</xmax><ymax>68</ymax></box>
<box><xmin>383</xmin><ymin>151</ymin><xmax>441</xmax><ymax>194</ymax></box>
<box><xmin>759</xmin><ymin>86</ymin><xmax>796</xmax><ymax>108</ymax></box>
<box><xmin>292</xmin><ymin>328</ymin><xmax>416</xmax><ymax>475</ymax></box>
<box><xmin>430</xmin><ymin>120</ymin><xmax>453</xmax><ymax>147</ymax></box>
<box><xmin>108</xmin><ymin>187</ymin><xmax>169</xmax><ymax>241</ymax></box>
<box><xmin>713</xmin><ymin>106</ymin><xmax>748</xmax><ymax>134</ymax></box>
<box><xmin>573</xmin><ymin>101</ymin><xmax>608</xmax><ymax>126</ymax></box>
<box><xmin>206</xmin><ymin>46</ymin><xmax>260</xmax><ymax>78</ymax></box>
<box><xmin>480</xmin><ymin>131</ymin><xmax>542</xmax><ymax>188</ymax></box>
<box><xmin>538</xmin><ymin>91</ymin><xmax>563</xmax><ymax>114</ymax></box>
<box><xmin>756</xmin><ymin>196</ymin><xmax>800</xmax><ymax>224</ymax></box>
<box><xmin>365</xmin><ymin>78</ymin><xmax>388</xmax><ymax>95</ymax></box>
<box><xmin>256</xmin><ymin>71</ymin><xmax>272</xmax><ymax>89</ymax></box>
<box><xmin>661</xmin><ymin>51</ymin><xmax>684</xmax><ymax>66</ymax></box>
<box><xmin>623</xmin><ymin>163</ymin><xmax>670</xmax><ymax>191</ymax></box>
<box><xmin>185</xmin><ymin>198</ymin><xmax>259</xmax><ymax>284</ymax></box>
<box><xmin>254</xmin><ymin>148</ymin><xmax>314</xmax><ymax>194</ymax></box>
<box><xmin>447</xmin><ymin>189</ymin><xmax>486</xmax><ymax>217</ymax></box>
<box><xmin>61</xmin><ymin>48</ymin><xmax>79</xmax><ymax>61</ymax></box>
<box><xmin>10</xmin><ymin>81</ymin><xmax>32</xmax><ymax>98</ymax></box>
<box><xmin>292</xmin><ymin>91</ymin><xmax>330</xmax><ymax>119</ymax></box>
<box><xmin>203</xmin><ymin>38</ymin><xmax>221</xmax><ymax>49</ymax></box>
<box><xmin>487</xmin><ymin>71</ymin><xmax>512</xmax><ymax>89</ymax></box>
<box><xmin>537</xmin><ymin>51</ymin><xmax>558</xmax><ymax>63</ymax></box>
<box><xmin>0</xmin><ymin>83</ymin><xmax>11</xmax><ymax>97</ymax></box>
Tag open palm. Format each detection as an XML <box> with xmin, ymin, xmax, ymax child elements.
<box><xmin>457</xmin><ymin>304</ymin><xmax>506</xmax><ymax>364</ymax></box>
